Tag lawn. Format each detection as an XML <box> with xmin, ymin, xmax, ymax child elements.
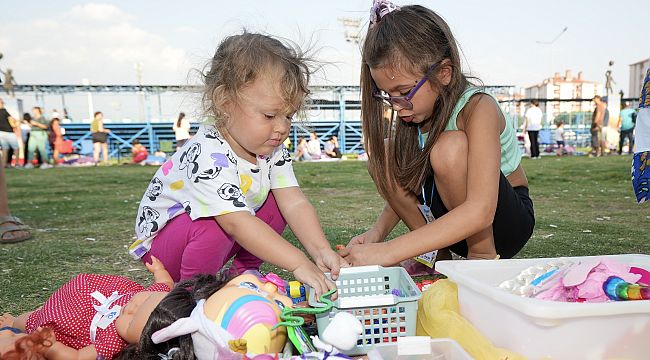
<box><xmin>1</xmin><ymin>155</ymin><xmax>648</xmax><ymax>314</ymax></box>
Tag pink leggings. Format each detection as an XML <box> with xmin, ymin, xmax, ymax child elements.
<box><xmin>142</xmin><ymin>193</ymin><xmax>286</xmax><ymax>282</ymax></box>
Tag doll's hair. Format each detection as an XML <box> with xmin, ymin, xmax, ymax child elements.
<box><xmin>201</xmin><ymin>31</ymin><xmax>315</xmax><ymax>130</ymax></box>
<box><xmin>361</xmin><ymin>5</ymin><xmax>480</xmax><ymax>195</ymax></box>
<box><xmin>114</xmin><ymin>274</ymin><xmax>229</xmax><ymax>360</ymax></box>
<box><xmin>1</xmin><ymin>327</ymin><xmax>53</xmax><ymax>360</ymax></box>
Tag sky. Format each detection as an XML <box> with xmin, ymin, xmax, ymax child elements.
<box><xmin>0</xmin><ymin>0</ymin><xmax>646</xmax><ymax>120</ymax></box>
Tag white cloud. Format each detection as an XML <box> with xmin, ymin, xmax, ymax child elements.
<box><xmin>0</xmin><ymin>3</ymin><xmax>188</xmax><ymax>84</ymax></box>
<box><xmin>67</xmin><ymin>3</ymin><xmax>133</xmax><ymax>23</ymax></box>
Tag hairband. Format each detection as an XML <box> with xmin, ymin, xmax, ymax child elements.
<box><xmin>370</xmin><ymin>0</ymin><xmax>401</xmax><ymax>25</ymax></box>
<box><xmin>158</xmin><ymin>347</ymin><xmax>180</xmax><ymax>360</ymax></box>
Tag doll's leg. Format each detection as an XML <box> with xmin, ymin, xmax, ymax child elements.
<box><xmin>429</xmin><ymin>131</ymin><xmax>497</xmax><ymax>260</ymax></box>
<box><xmin>231</xmin><ymin>193</ymin><xmax>287</xmax><ymax>274</ymax></box>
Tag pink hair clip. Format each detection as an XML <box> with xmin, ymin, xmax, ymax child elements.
<box><xmin>370</xmin><ymin>0</ymin><xmax>401</xmax><ymax>25</ymax></box>
<box><xmin>261</xmin><ymin>272</ymin><xmax>286</xmax><ymax>294</ymax></box>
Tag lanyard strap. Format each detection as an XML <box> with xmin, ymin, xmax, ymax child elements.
<box><xmin>418</xmin><ymin>128</ymin><xmax>435</xmax><ymax>208</ymax></box>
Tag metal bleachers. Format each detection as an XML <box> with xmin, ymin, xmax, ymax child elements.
<box><xmin>60</xmin><ymin>121</ymin><xmax>364</xmax><ymax>159</ymax></box>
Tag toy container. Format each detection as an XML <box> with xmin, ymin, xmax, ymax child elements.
<box><xmin>436</xmin><ymin>254</ymin><xmax>650</xmax><ymax>360</ymax></box>
<box><xmin>307</xmin><ymin>265</ymin><xmax>422</xmax><ymax>356</ymax></box>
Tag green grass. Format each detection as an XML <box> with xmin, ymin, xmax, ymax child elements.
<box><xmin>1</xmin><ymin>155</ymin><xmax>649</xmax><ymax>314</ymax></box>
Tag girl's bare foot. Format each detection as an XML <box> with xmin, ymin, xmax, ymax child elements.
<box><xmin>0</xmin><ymin>313</ymin><xmax>15</xmax><ymax>327</ymax></box>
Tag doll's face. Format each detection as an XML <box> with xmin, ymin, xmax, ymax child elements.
<box><xmin>203</xmin><ymin>274</ymin><xmax>293</xmax><ymax>354</ymax></box>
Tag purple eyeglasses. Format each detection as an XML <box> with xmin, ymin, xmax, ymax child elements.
<box><xmin>372</xmin><ymin>62</ymin><xmax>440</xmax><ymax>110</ymax></box>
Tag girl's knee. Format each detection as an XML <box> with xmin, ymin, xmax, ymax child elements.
<box><xmin>430</xmin><ymin>131</ymin><xmax>468</xmax><ymax>174</ymax></box>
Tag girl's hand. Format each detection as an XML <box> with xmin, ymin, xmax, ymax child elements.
<box><xmin>145</xmin><ymin>256</ymin><xmax>174</xmax><ymax>288</ymax></box>
<box><xmin>338</xmin><ymin>242</ymin><xmax>393</xmax><ymax>267</ymax></box>
<box><xmin>314</xmin><ymin>248</ymin><xmax>350</xmax><ymax>281</ymax></box>
<box><xmin>346</xmin><ymin>228</ymin><xmax>383</xmax><ymax>248</ymax></box>
<box><xmin>292</xmin><ymin>260</ymin><xmax>337</xmax><ymax>301</ymax></box>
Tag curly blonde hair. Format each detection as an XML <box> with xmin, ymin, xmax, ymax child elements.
<box><xmin>202</xmin><ymin>31</ymin><xmax>314</xmax><ymax>129</ymax></box>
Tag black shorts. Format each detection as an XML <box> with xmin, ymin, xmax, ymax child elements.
<box><xmin>420</xmin><ymin>171</ymin><xmax>535</xmax><ymax>259</ymax></box>
<box><xmin>92</xmin><ymin>132</ymin><xmax>108</xmax><ymax>143</ymax></box>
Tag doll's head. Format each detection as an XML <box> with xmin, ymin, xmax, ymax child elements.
<box><xmin>0</xmin><ymin>327</ymin><xmax>53</xmax><ymax>360</ymax></box>
<box><xmin>152</xmin><ymin>273</ymin><xmax>294</xmax><ymax>358</ymax></box>
<box><xmin>115</xmin><ymin>274</ymin><xmax>228</xmax><ymax>360</ymax></box>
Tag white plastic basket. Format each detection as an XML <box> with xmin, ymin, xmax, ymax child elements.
<box><xmin>436</xmin><ymin>254</ymin><xmax>650</xmax><ymax>360</ymax></box>
<box><xmin>307</xmin><ymin>265</ymin><xmax>422</xmax><ymax>356</ymax></box>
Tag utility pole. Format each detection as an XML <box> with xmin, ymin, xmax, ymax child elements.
<box><xmin>134</xmin><ymin>62</ymin><xmax>144</xmax><ymax>121</ymax></box>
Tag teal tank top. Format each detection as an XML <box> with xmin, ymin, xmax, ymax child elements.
<box><xmin>444</xmin><ymin>87</ymin><xmax>521</xmax><ymax>176</ymax></box>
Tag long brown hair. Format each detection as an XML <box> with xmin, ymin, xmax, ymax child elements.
<box><xmin>361</xmin><ymin>5</ymin><xmax>476</xmax><ymax>196</ymax></box>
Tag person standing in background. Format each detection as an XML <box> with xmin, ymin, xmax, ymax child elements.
<box><xmin>90</xmin><ymin>111</ymin><xmax>110</xmax><ymax>165</ymax></box>
<box><xmin>25</xmin><ymin>107</ymin><xmax>50</xmax><ymax>168</ymax></box>
<box><xmin>618</xmin><ymin>102</ymin><xmax>636</xmax><ymax>155</ymax></box>
<box><xmin>591</xmin><ymin>95</ymin><xmax>607</xmax><ymax>157</ymax></box>
<box><xmin>172</xmin><ymin>112</ymin><xmax>191</xmax><ymax>151</ymax></box>
<box><xmin>0</xmin><ymin>98</ymin><xmax>21</xmax><ymax>168</ymax></box>
<box><xmin>523</xmin><ymin>99</ymin><xmax>543</xmax><ymax>159</ymax></box>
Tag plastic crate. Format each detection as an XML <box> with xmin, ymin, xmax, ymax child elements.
<box><xmin>307</xmin><ymin>265</ymin><xmax>422</xmax><ymax>356</ymax></box>
<box><xmin>436</xmin><ymin>255</ymin><xmax>650</xmax><ymax>360</ymax></box>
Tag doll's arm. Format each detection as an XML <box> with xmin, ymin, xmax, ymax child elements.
<box><xmin>44</xmin><ymin>342</ymin><xmax>98</xmax><ymax>360</ymax></box>
<box><xmin>145</xmin><ymin>255</ymin><xmax>174</xmax><ymax>288</ymax></box>
<box><xmin>145</xmin><ymin>256</ymin><xmax>174</xmax><ymax>289</ymax></box>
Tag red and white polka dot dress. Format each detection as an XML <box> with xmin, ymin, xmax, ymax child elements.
<box><xmin>25</xmin><ymin>274</ymin><xmax>170</xmax><ymax>359</ymax></box>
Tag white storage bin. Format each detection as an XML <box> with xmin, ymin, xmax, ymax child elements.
<box><xmin>436</xmin><ymin>254</ymin><xmax>650</xmax><ymax>360</ymax></box>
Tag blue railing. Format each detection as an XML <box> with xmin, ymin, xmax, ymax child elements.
<box><xmin>62</xmin><ymin>121</ymin><xmax>364</xmax><ymax>159</ymax></box>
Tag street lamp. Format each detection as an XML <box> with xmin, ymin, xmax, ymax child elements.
<box><xmin>536</xmin><ymin>26</ymin><xmax>568</xmax><ymax>76</ymax></box>
<box><xmin>82</xmin><ymin>78</ymin><xmax>94</xmax><ymax>122</ymax></box>
<box><xmin>338</xmin><ymin>17</ymin><xmax>362</xmax><ymax>84</ymax></box>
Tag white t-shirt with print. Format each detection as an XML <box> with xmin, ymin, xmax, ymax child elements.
<box><xmin>129</xmin><ymin>124</ymin><xmax>299</xmax><ymax>259</ymax></box>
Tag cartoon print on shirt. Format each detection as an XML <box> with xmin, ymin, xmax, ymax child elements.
<box><xmin>204</xmin><ymin>127</ymin><xmax>223</xmax><ymax>144</ymax></box>
<box><xmin>194</xmin><ymin>166</ymin><xmax>223</xmax><ymax>183</ymax></box>
<box><xmin>178</xmin><ymin>143</ymin><xmax>201</xmax><ymax>180</ymax></box>
<box><xmin>275</xmin><ymin>147</ymin><xmax>293</xmax><ymax>167</ymax></box>
<box><xmin>138</xmin><ymin>206</ymin><xmax>160</xmax><ymax>238</ymax></box>
<box><xmin>226</xmin><ymin>150</ymin><xmax>238</xmax><ymax>166</ymax></box>
<box><xmin>217</xmin><ymin>183</ymin><xmax>246</xmax><ymax>208</ymax></box>
<box><xmin>145</xmin><ymin>177</ymin><xmax>164</xmax><ymax>201</ymax></box>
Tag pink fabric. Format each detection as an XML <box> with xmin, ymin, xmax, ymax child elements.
<box><xmin>535</xmin><ymin>259</ymin><xmax>642</xmax><ymax>302</ymax></box>
<box><xmin>132</xmin><ymin>150</ymin><xmax>149</xmax><ymax>163</ymax></box>
<box><xmin>142</xmin><ymin>193</ymin><xmax>287</xmax><ymax>282</ymax></box>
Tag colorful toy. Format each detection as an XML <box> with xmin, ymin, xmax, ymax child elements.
<box><xmin>288</xmin><ymin>280</ymin><xmax>307</xmax><ymax>304</ymax></box>
<box><xmin>603</xmin><ymin>276</ymin><xmax>650</xmax><ymax>301</ymax></box>
<box><xmin>152</xmin><ymin>273</ymin><xmax>293</xmax><ymax>358</ymax></box>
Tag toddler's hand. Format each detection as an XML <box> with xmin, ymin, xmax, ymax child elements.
<box><xmin>293</xmin><ymin>260</ymin><xmax>337</xmax><ymax>301</ymax></box>
<box><xmin>315</xmin><ymin>249</ymin><xmax>349</xmax><ymax>281</ymax></box>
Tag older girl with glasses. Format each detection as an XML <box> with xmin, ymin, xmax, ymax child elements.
<box><xmin>340</xmin><ymin>1</ymin><xmax>534</xmax><ymax>269</ymax></box>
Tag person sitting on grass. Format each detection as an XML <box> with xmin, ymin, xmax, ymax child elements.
<box><xmin>131</xmin><ymin>139</ymin><xmax>149</xmax><ymax>164</ymax></box>
<box><xmin>324</xmin><ymin>136</ymin><xmax>342</xmax><ymax>158</ymax></box>
<box><xmin>0</xmin><ymin>257</ymin><xmax>173</xmax><ymax>360</ymax></box>
<box><xmin>129</xmin><ymin>32</ymin><xmax>347</xmax><ymax>298</ymax></box>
